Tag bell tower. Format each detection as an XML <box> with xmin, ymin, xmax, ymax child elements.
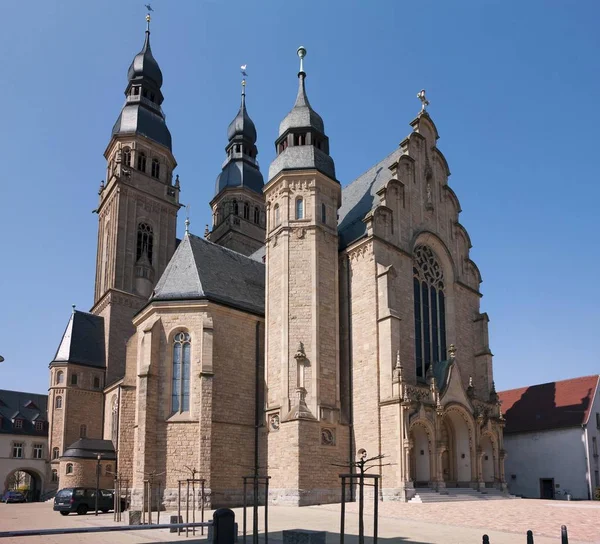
<box><xmin>92</xmin><ymin>14</ymin><xmax>180</xmax><ymax>383</ymax></box>
<box><xmin>264</xmin><ymin>47</ymin><xmax>347</xmax><ymax>505</ymax></box>
<box><xmin>207</xmin><ymin>75</ymin><xmax>265</xmax><ymax>256</ymax></box>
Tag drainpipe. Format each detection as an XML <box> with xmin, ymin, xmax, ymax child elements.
<box><xmin>345</xmin><ymin>255</ymin><xmax>355</xmax><ymax>501</ymax></box>
<box><xmin>583</xmin><ymin>424</ymin><xmax>592</xmax><ymax>500</ymax></box>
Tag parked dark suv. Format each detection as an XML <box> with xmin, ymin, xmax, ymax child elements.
<box><xmin>54</xmin><ymin>488</ymin><xmax>126</xmax><ymax>516</ymax></box>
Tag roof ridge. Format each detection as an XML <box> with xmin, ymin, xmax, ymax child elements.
<box><xmin>188</xmin><ymin>233</ymin><xmax>265</xmax><ymax>265</ymax></box>
<box><xmin>499</xmin><ymin>374</ymin><xmax>600</xmax><ymax>393</ymax></box>
<box><xmin>0</xmin><ymin>389</ymin><xmax>49</xmax><ymax>397</ymax></box>
<box><xmin>342</xmin><ymin>147</ymin><xmax>400</xmax><ymax>191</ymax></box>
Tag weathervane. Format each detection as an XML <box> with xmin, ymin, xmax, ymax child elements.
<box><xmin>240</xmin><ymin>64</ymin><xmax>247</xmax><ymax>95</ymax></box>
<box><xmin>145</xmin><ymin>4</ymin><xmax>153</xmax><ymax>31</ymax></box>
<box><xmin>297</xmin><ymin>46</ymin><xmax>306</xmax><ymax>73</ymax></box>
<box><xmin>185</xmin><ymin>204</ymin><xmax>190</xmax><ymax>234</ymax></box>
<box><xmin>417</xmin><ymin>89</ymin><xmax>429</xmax><ymax>112</ymax></box>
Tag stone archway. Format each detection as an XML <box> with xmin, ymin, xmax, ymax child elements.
<box><xmin>443</xmin><ymin>407</ymin><xmax>474</xmax><ymax>486</ymax></box>
<box><xmin>410</xmin><ymin>423</ymin><xmax>431</xmax><ymax>486</ymax></box>
<box><xmin>481</xmin><ymin>434</ymin><xmax>495</xmax><ymax>484</ymax></box>
<box><xmin>4</xmin><ymin>468</ymin><xmax>43</xmax><ymax>502</ymax></box>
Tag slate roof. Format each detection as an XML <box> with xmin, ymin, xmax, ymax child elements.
<box><xmin>338</xmin><ymin>147</ymin><xmax>402</xmax><ymax>248</ymax></box>
<box><xmin>498</xmin><ymin>375</ymin><xmax>600</xmax><ymax>434</ymax></box>
<box><xmin>52</xmin><ymin>310</ymin><xmax>106</xmax><ymax>369</ymax></box>
<box><xmin>62</xmin><ymin>438</ymin><xmax>116</xmax><ymax>460</ymax></box>
<box><xmin>152</xmin><ymin>233</ymin><xmax>265</xmax><ymax>315</ymax></box>
<box><xmin>0</xmin><ymin>390</ymin><xmax>48</xmax><ymax>436</ymax></box>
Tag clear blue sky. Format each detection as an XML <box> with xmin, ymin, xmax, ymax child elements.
<box><xmin>0</xmin><ymin>1</ymin><xmax>598</xmax><ymax>395</ymax></box>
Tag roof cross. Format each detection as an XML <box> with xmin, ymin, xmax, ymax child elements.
<box><xmin>417</xmin><ymin>89</ymin><xmax>429</xmax><ymax>112</ymax></box>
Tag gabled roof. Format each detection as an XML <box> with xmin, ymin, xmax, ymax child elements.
<box><xmin>52</xmin><ymin>310</ymin><xmax>105</xmax><ymax>369</ymax></box>
<box><xmin>338</xmin><ymin>147</ymin><xmax>401</xmax><ymax>248</ymax></box>
<box><xmin>0</xmin><ymin>390</ymin><xmax>48</xmax><ymax>436</ymax></box>
<box><xmin>152</xmin><ymin>233</ymin><xmax>265</xmax><ymax>316</ymax></box>
<box><xmin>498</xmin><ymin>375</ymin><xmax>600</xmax><ymax>434</ymax></box>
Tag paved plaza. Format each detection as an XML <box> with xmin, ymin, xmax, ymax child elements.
<box><xmin>0</xmin><ymin>500</ymin><xmax>599</xmax><ymax>544</ymax></box>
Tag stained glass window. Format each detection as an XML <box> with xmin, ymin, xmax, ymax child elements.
<box><xmin>413</xmin><ymin>245</ymin><xmax>447</xmax><ymax>378</ymax></box>
<box><xmin>172</xmin><ymin>332</ymin><xmax>191</xmax><ymax>413</ymax></box>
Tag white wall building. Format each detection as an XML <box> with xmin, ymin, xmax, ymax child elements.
<box><xmin>499</xmin><ymin>375</ymin><xmax>600</xmax><ymax>500</ymax></box>
<box><xmin>0</xmin><ymin>390</ymin><xmax>49</xmax><ymax>501</ymax></box>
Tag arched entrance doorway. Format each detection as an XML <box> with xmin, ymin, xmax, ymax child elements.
<box><xmin>481</xmin><ymin>434</ymin><xmax>495</xmax><ymax>484</ymax></box>
<box><xmin>409</xmin><ymin>423</ymin><xmax>431</xmax><ymax>487</ymax></box>
<box><xmin>4</xmin><ymin>469</ymin><xmax>43</xmax><ymax>502</ymax></box>
<box><xmin>442</xmin><ymin>408</ymin><xmax>472</xmax><ymax>486</ymax></box>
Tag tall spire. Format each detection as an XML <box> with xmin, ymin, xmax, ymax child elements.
<box><xmin>214</xmin><ymin>66</ymin><xmax>264</xmax><ymax>196</ymax></box>
<box><xmin>269</xmin><ymin>46</ymin><xmax>336</xmax><ymax>181</ymax></box>
<box><xmin>111</xmin><ymin>13</ymin><xmax>171</xmax><ymax>150</ymax></box>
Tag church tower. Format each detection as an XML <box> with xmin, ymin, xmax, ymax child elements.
<box><xmin>207</xmin><ymin>77</ymin><xmax>265</xmax><ymax>256</ymax></box>
<box><xmin>93</xmin><ymin>15</ymin><xmax>180</xmax><ymax>383</ymax></box>
<box><xmin>264</xmin><ymin>48</ymin><xmax>347</xmax><ymax>505</ymax></box>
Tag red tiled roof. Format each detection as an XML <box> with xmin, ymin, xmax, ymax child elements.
<box><xmin>498</xmin><ymin>375</ymin><xmax>599</xmax><ymax>434</ymax></box>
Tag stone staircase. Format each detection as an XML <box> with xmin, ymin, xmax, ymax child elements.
<box><xmin>409</xmin><ymin>488</ymin><xmax>517</xmax><ymax>503</ymax></box>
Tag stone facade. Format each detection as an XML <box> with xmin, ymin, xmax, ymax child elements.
<box><xmin>47</xmin><ymin>30</ymin><xmax>505</xmax><ymax>508</ymax></box>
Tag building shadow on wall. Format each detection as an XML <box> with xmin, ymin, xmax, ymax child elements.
<box><xmin>503</xmin><ymin>380</ymin><xmax>592</xmax><ymax>433</ymax></box>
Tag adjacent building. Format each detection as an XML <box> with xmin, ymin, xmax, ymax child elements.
<box><xmin>0</xmin><ymin>390</ymin><xmax>49</xmax><ymax>500</ymax></box>
<box><xmin>47</xmin><ymin>15</ymin><xmax>506</xmax><ymax>507</ymax></box>
<box><xmin>499</xmin><ymin>375</ymin><xmax>600</xmax><ymax>500</ymax></box>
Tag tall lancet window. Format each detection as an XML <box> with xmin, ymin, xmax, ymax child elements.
<box><xmin>295</xmin><ymin>198</ymin><xmax>304</xmax><ymax>220</ymax></box>
<box><xmin>413</xmin><ymin>245</ymin><xmax>447</xmax><ymax>379</ymax></box>
<box><xmin>136</xmin><ymin>223</ymin><xmax>153</xmax><ymax>264</ymax></box>
<box><xmin>111</xmin><ymin>395</ymin><xmax>118</xmax><ymax>447</ymax></box>
<box><xmin>171</xmin><ymin>332</ymin><xmax>191</xmax><ymax>413</ymax></box>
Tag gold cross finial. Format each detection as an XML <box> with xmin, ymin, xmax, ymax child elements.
<box><xmin>417</xmin><ymin>89</ymin><xmax>429</xmax><ymax>112</ymax></box>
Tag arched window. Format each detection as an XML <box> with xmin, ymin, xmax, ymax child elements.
<box><xmin>70</xmin><ymin>373</ymin><xmax>78</xmax><ymax>386</ymax></box>
<box><xmin>232</xmin><ymin>199</ymin><xmax>239</xmax><ymax>216</ymax></box>
<box><xmin>171</xmin><ymin>332</ymin><xmax>191</xmax><ymax>413</ymax></box>
<box><xmin>253</xmin><ymin>207</ymin><xmax>260</xmax><ymax>225</ymax></box>
<box><xmin>274</xmin><ymin>204</ymin><xmax>280</xmax><ymax>227</ymax></box>
<box><xmin>295</xmin><ymin>198</ymin><xmax>304</xmax><ymax>220</ymax></box>
<box><xmin>243</xmin><ymin>202</ymin><xmax>250</xmax><ymax>220</ymax></box>
<box><xmin>56</xmin><ymin>371</ymin><xmax>64</xmax><ymax>385</ymax></box>
<box><xmin>105</xmin><ymin>464</ymin><xmax>112</xmax><ymax>475</ymax></box>
<box><xmin>51</xmin><ymin>469</ymin><xmax>58</xmax><ymax>482</ymax></box>
<box><xmin>151</xmin><ymin>158</ymin><xmax>160</xmax><ymax>179</ymax></box>
<box><xmin>136</xmin><ymin>223</ymin><xmax>153</xmax><ymax>264</ymax></box>
<box><xmin>321</xmin><ymin>203</ymin><xmax>327</xmax><ymax>224</ymax></box>
<box><xmin>79</xmin><ymin>424</ymin><xmax>87</xmax><ymax>438</ymax></box>
<box><xmin>66</xmin><ymin>463</ymin><xmax>73</xmax><ymax>475</ymax></box>
<box><xmin>52</xmin><ymin>447</ymin><xmax>60</xmax><ymax>460</ymax></box>
<box><xmin>111</xmin><ymin>396</ymin><xmax>118</xmax><ymax>447</ymax></box>
<box><xmin>413</xmin><ymin>245</ymin><xmax>447</xmax><ymax>379</ymax></box>
<box><xmin>137</xmin><ymin>152</ymin><xmax>146</xmax><ymax>172</ymax></box>
<box><xmin>123</xmin><ymin>147</ymin><xmax>131</xmax><ymax>167</ymax></box>
<box><xmin>55</xmin><ymin>396</ymin><xmax>62</xmax><ymax>409</ymax></box>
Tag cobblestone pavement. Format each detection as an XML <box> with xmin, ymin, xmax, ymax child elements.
<box><xmin>0</xmin><ymin>500</ymin><xmax>598</xmax><ymax>544</ymax></box>
<box><xmin>316</xmin><ymin>499</ymin><xmax>600</xmax><ymax>543</ymax></box>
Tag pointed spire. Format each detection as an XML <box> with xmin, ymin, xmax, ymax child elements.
<box><xmin>215</xmin><ymin>66</ymin><xmax>264</xmax><ymax>197</ymax></box>
<box><xmin>112</xmin><ymin>13</ymin><xmax>171</xmax><ymax>150</ymax></box>
<box><xmin>269</xmin><ymin>46</ymin><xmax>336</xmax><ymax>181</ymax></box>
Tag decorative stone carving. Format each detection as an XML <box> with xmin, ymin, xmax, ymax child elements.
<box><xmin>269</xmin><ymin>414</ymin><xmax>280</xmax><ymax>432</ymax></box>
<box><xmin>321</xmin><ymin>428</ymin><xmax>335</xmax><ymax>446</ymax></box>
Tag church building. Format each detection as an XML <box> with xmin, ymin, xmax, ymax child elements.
<box><xmin>47</xmin><ymin>16</ymin><xmax>506</xmax><ymax>507</ymax></box>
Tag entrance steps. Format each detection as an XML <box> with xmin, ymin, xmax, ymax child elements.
<box><xmin>409</xmin><ymin>488</ymin><xmax>517</xmax><ymax>503</ymax></box>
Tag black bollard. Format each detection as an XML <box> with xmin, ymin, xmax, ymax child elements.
<box><xmin>214</xmin><ymin>508</ymin><xmax>236</xmax><ymax>544</ymax></box>
<box><xmin>561</xmin><ymin>525</ymin><xmax>568</xmax><ymax>544</ymax></box>
<box><xmin>483</xmin><ymin>535</ymin><xmax>490</xmax><ymax>544</ymax></box>
<box><xmin>526</xmin><ymin>529</ymin><xmax>534</xmax><ymax>544</ymax></box>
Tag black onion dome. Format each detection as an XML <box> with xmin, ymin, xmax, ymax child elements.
<box><xmin>127</xmin><ymin>31</ymin><xmax>163</xmax><ymax>87</ymax></box>
<box><xmin>227</xmin><ymin>93</ymin><xmax>257</xmax><ymax>144</ymax></box>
